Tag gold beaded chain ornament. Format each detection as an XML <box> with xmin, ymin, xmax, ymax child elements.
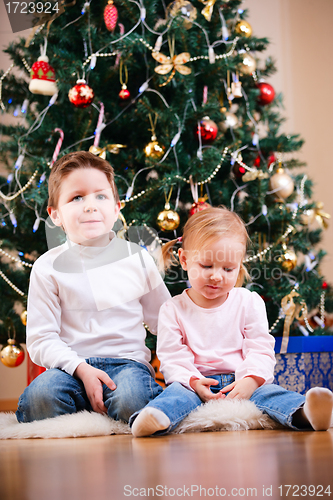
<box><xmin>0</xmin><ymin>63</ymin><xmax>14</xmax><ymax>112</ymax></box>
<box><xmin>124</xmin><ymin>146</ymin><xmax>229</xmax><ymax>205</ymax></box>
<box><xmin>83</xmin><ymin>51</ymin><xmax>118</xmax><ymax>69</ymax></box>
<box><xmin>0</xmin><ymin>170</ymin><xmax>38</xmax><ymax>202</ymax></box>
<box><xmin>140</xmin><ymin>36</ymin><xmax>238</xmax><ymax>64</ymax></box>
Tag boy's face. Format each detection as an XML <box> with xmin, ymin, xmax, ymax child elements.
<box><xmin>48</xmin><ymin>168</ymin><xmax>121</xmax><ymax>246</ymax></box>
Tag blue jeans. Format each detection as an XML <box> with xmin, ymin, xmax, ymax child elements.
<box><xmin>129</xmin><ymin>374</ymin><xmax>307</xmax><ymax>433</ymax></box>
<box><xmin>16</xmin><ymin>358</ymin><xmax>163</xmax><ymax>423</ymax></box>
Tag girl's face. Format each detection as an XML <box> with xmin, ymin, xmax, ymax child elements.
<box><xmin>48</xmin><ymin>168</ymin><xmax>121</xmax><ymax>247</ymax></box>
<box><xmin>178</xmin><ymin>236</ymin><xmax>244</xmax><ymax>308</ymax></box>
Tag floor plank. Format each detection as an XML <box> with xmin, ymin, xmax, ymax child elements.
<box><xmin>1</xmin><ymin>429</ymin><xmax>332</xmax><ymax>500</ymax></box>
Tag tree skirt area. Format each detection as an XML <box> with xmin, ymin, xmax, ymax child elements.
<box><xmin>0</xmin><ymin>399</ymin><xmax>282</xmax><ymax>439</ymax></box>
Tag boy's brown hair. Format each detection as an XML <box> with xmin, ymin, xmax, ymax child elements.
<box><xmin>48</xmin><ymin>151</ymin><xmax>120</xmax><ymax>208</ymax></box>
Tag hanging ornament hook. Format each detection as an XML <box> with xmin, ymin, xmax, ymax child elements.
<box><xmin>118</xmin><ymin>60</ymin><xmax>131</xmax><ymax>100</ymax></box>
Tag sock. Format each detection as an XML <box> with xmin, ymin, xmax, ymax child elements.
<box><xmin>131</xmin><ymin>407</ymin><xmax>170</xmax><ymax>437</ymax></box>
<box><xmin>303</xmin><ymin>387</ymin><xmax>333</xmax><ymax>431</ymax></box>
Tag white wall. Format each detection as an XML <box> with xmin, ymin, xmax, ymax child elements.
<box><xmin>1</xmin><ymin>1</ymin><xmax>333</xmax><ymax>401</ymax></box>
<box><xmin>247</xmin><ymin>0</ymin><xmax>333</xmax><ymax>283</ymax></box>
<box><xmin>0</xmin><ymin>349</ymin><xmax>27</xmax><ymax>401</ymax></box>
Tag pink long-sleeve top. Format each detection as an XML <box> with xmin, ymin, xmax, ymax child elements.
<box><xmin>157</xmin><ymin>287</ymin><xmax>276</xmax><ymax>391</ymax></box>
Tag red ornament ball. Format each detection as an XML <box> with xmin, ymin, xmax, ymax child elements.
<box><xmin>322</xmin><ymin>281</ymin><xmax>328</xmax><ymax>290</ymax></box>
<box><xmin>257</xmin><ymin>82</ymin><xmax>275</xmax><ymax>105</ymax></box>
<box><xmin>68</xmin><ymin>79</ymin><xmax>94</xmax><ymax>108</ymax></box>
<box><xmin>104</xmin><ymin>0</ymin><xmax>118</xmax><ymax>31</ymax></box>
<box><xmin>119</xmin><ymin>86</ymin><xmax>131</xmax><ymax>100</ymax></box>
<box><xmin>195</xmin><ymin>116</ymin><xmax>218</xmax><ymax>143</ymax></box>
<box><xmin>188</xmin><ymin>197</ymin><xmax>211</xmax><ymax>217</ymax></box>
<box><xmin>254</xmin><ymin>153</ymin><xmax>276</xmax><ymax>168</ymax></box>
<box><xmin>233</xmin><ymin>162</ymin><xmax>246</xmax><ymax>178</ymax></box>
<box><xmin>253</xmin><ymin>155</ymin><xmax>261</xmax><ymax>168</ymax></box>
<box><xmin>268</xmin><ymin>153</ymin><xmax>275</xmax><ymax>166</ymax></box>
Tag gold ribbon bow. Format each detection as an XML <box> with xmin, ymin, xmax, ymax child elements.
<box><xmin>199</xmin><ymin>0</ymin><xmax>217</xmax><ymax>22</ymax></box>
<box><xmin>280</xmin><ymin>291</ymin><xmax>308</xmax><ymax>353</ymax></box>
<box><xmin>89</xmin><ymin>144</ymin><xmax>127</xmax><ymax>159</ymax></box>
<box><xmin>242</xmin><ymin>169</ymin><xmax>269</xmax><ymax>182</ymax></box>
<box><xmin>314</xmin><ymin>202</ymin><xmax>331</xmax><ymax>229</ymax></box>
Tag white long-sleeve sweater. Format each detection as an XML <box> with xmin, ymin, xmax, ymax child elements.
<box><xmin>27</xmin><ymin>235</ymin><xmax>171</xmax><ymax>376</ymax></box>
<box><xmin>157</xmin><ymin>287</ymin><xmax>276</xmax><ymax>391</ymax></box>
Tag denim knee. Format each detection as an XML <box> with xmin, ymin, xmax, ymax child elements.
<box><xmin>103</xmin><ymin>361</ymin><xmax>163</xmax><ymax>422</ymax></box>
<box><xmin>16</xmin><ymin>377</ymin><xmax>59</xmax><ymax>422</ymax></box>
<box><xmin>16</xmin><ymin>368</ymin><xmax>88</xmax><ymax>423</ymax></box>
<box><xmin>250</xmin><ymin>383</ymin><xmax>306</xmax><ymax>429</ymax></box>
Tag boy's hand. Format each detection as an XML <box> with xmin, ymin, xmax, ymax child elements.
<box><xmin>220</xmin><ymin>376</ymin><xmax>263</xmax><ymax>400</ymax></box>
<box><xmin>74</xmin><ymin>362</ymin><xmax>116</xmax><ymax>414</ymax></box>
<box><xmin>190</xmin><ymin>377</ymin><xmax>225</xmax><ymax>403</ymax></box>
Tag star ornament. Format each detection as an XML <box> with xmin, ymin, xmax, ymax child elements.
<box><xmin>152</xmin><ymin>51</ymin><xmax>191</xmax><ymax>87</ymax></box>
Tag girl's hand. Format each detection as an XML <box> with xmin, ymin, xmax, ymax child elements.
<box><xmin>220</xmin><ymin>376</ymin><xmax>263</xmax><ymax>400</ymax></box>
<box><xmin>74</xmin><ymin>362</ymin><xmax>116</xmax><ymax>414</ymax></box>
<box><xmin>190</xmin><ymin>377</ymin><xmax>225</xmax><ymax>403</ymax></box>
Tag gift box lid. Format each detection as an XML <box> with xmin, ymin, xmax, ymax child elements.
<box><xmin>274</xmin><ymin>336</ymin><xmax>333</xmax><ymax>354</ymax></box>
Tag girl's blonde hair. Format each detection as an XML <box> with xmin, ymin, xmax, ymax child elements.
<box><xmin>162</xmin><ymin>206</ymin><xmax>250</xmax><ymax>287</ymax></box>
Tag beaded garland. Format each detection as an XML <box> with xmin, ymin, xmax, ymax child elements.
<box><xmin>0</xmin><ymin>170</ymin><xmax>38</xmax><ymax>202</ymax></box>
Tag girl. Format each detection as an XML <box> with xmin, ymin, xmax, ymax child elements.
<box><xmin>130</xmin><ymin>207</ymin><xmax>333</xmax><ymax>437</ymax></box>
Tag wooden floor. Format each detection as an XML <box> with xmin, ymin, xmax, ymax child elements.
<box><xmin>1</xmin><ymin>429</ymin><xmax>333</xmax><ymax>500</ymax></box>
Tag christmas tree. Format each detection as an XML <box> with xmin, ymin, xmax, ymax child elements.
<box><xmin>1</xmin><ymin>0</ymin><xmax>332</xmax><ymax>356</ymax></box>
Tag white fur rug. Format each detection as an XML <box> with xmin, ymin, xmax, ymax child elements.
<box><xmin>0</xmin><ymin>399</ymin><xmax>280</xmax><ymax>439</ymax></box>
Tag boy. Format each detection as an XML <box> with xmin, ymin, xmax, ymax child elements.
<box><xmin>16</xmin><ymin>151</ymin><xmax>170</xmax><ymax>423</ymax></box>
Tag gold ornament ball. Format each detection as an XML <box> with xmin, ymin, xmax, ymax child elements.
<box><xmin>235</xmin><ymin>20</ymin><xmax>253</xmax><ymax>38</ymax></box>
<box><xmin>280</xmin><ymin>248</ymin><xmax>297</xmax><ymax>272</ymax></box>
<box><xmin>300</xmin><ymin>208</ymin><xmax>316</xmax><ymax>226</ymax></box>
<box><xmin>219</xmin><ymin>112</ymin><xmax>239</xmax><ymax>132</ymax></box>
<box><xmin>144</xmin><ymin>140</ymin><xmax>165</xmax><ymax>160</ymax></box>
<box><xmin>157</xmin><ymin>205</ymin><xmax>180</xmax><ymax>231</ymax></box>
<box><xmin>21</xmin><ymin>310</ymin><xmax>27</xmax><ymax>326</ymax></box>
<box><xmin>166</xmin><ymin>0</ymin><xmax>197</xmax><ymax>29</ymax></box>
<box><xmin>1</xmin><ymin>339</ymin><xmax>25</xmax><ymax>368</ymax></box>
<box><xmin>239</xmin><ymin>52</ymin><xmax>256</xmax><ymax>75</ymax></box>
<box><xmin>269</xmin><ymin>168</ymin><xmax>294</xmax><ymax>199</ymax></box>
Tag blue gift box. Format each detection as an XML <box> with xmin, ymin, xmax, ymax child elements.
<box><xmin>274</xmin><ymin>336</ymin><xmax>333</xmax><ymax>394</ymax></box>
